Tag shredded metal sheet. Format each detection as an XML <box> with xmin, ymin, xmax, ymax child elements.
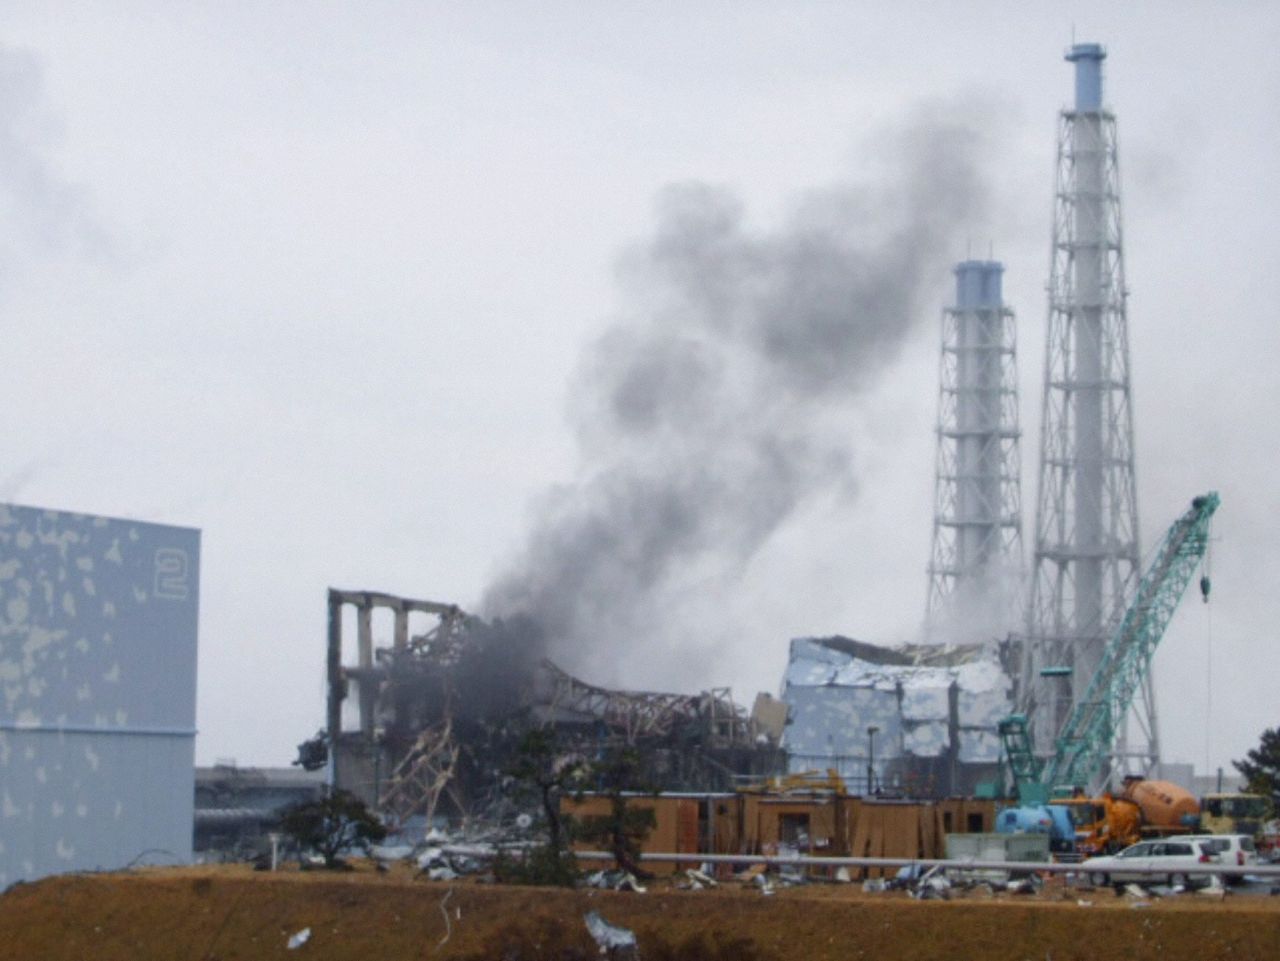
<box><xmin>781</xmin><ymin>636</ymin><xmax>1011</xmax><ymax>775</ymax></box>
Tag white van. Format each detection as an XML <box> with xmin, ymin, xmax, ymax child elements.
<box><xmin>1180</xmin><ymin>834</ymin><xmax>1258</xmax><ymax>882</ymax></box>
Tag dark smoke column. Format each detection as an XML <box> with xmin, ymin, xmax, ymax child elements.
<box><xmin>483</xmin><ymin>108</ymin><xmax>997</xmax><ymax>690</ymax></box>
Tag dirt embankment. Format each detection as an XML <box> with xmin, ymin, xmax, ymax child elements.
<box><xmin>1</xmin><ymin>865</ymin><xmax>1277</xmax><ymax>961</ymax></box>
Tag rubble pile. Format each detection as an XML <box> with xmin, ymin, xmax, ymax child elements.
<box><xmin>313</xmin><ymin>590</ymin><xmax>784</xmax><ymax>828</ymax></box>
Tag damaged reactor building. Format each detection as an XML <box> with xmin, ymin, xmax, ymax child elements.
<box><xmin>318</xmin><ymin>589</ymin><xmax>784</xmax><ymax>825</ymax></box>
<box><xmin>779</xmin><ymin>260</ymin><xmax>1022</xmax><ymax>799</ymax></box>
<box><xmin>314</xmin><ymin>46</ymin><xmax>1154</xmax><ymax>813</ymax></box>
<box><xmin>779</xmin><ymin>636</ymin><xmax>1011</xmax><ymax>797</ymax></box>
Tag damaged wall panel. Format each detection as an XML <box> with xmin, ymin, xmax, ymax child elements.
<box><xmin>780</xmin><ymin>636</ymin><xmax>1011</xmax><ymax>797</ymax></box>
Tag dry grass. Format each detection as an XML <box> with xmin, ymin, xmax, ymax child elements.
<box><xmin>1</xmin><ymin>863</ymin><xmax>1277</xmax><ymax>961</ymax></box>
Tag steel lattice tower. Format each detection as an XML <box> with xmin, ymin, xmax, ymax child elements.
<box><xmin>1022</xmin><ymin>44</ymin><xmax>1145</xmax><ymax>784</ymax></box>
<box><xmin>926</xmin><ymin>260</ymin><xmax>1023</xmax><ymax>642</ymax></box>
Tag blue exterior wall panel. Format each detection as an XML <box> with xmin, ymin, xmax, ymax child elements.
<box><xmin>0</xmin><ymin>504</ymin><xmax>199</xmax><ymax>886</ymax></box>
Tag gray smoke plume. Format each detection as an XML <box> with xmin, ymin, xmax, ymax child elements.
<box><xmin>0</xmin><ymin>43</ymin><xmax>113</xmax><ymax>272</ymax></box>
<box><xmin>483</xmin><ymin>101</ymin><xmax>999</xmax><ymax>689</ymax></box>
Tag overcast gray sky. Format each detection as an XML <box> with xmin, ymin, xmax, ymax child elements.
<box><xmin>0</xmin><ymin>3</ymin><xmax>1276</xmax><ymax>775</ymax></box>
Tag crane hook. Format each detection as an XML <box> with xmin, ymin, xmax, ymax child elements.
<box><xmin>1200</xmin><ymin>574</ymin><xmax>1211</xmax><ymax>603</ymax></box>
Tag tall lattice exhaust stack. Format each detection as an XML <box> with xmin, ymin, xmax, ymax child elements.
<box><xmin>926</xmin><ymin>260</ymin><xmax>1024</xmax><ymax>644</ymax></box>
<box><xmin>1023</xmin><ymin>43</ymin><xmax>1144</xmax><ymax>785</ymax></box>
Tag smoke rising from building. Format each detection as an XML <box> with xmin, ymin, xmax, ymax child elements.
<box><xmin>483</xmin><ymin>102</ymin><xmax>1001</xmax><ymax>690</ymax></box>
<box><xmin>0</xmin><ymin>44</ymin><xmax>112</xmax><ymax>269</ymax></box>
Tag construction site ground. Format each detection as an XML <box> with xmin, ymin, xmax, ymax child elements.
<box><xmin>2</xmin><ymin>862</ymin><xmax>1277</xmax><ymax>961</ymax></box>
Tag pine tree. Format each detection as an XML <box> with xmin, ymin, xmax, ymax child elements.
<box><xmin>280</xmin><ymin>787</ymin><xmax>387</xmax><ymax>868</ymax></box>
<box><xmin>1233</xmin><ymin>727</ymin><xmax>1280</xmax><ymax>798</ymax></box>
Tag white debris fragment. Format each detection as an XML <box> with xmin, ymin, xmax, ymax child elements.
<box><xmin>1198</xmin><ymin>876</ymin><xmax>1226</xmax><ymax>899</ymax></box>
<box><xmin>912</xmin><ymin>875</ymin><xmax>951</xmax><ymax>900</ymax></box>
<box><xmin>686</xmin><ymin>868</ymin><xmax>717</xmax><ymax>888</ymax></box>
<box><xmin>584</xmin><ymin>911</ymin><xmax>637</xmax><ymax>951</ymax></box>
<box><xmin>617</xmin><ymin>873</ymin><xmax>646</xmax><ymax>893</ymax></box>
<box><xmin>287</xmin><ymin>927</ymin><xmax>311</xmax><ymax>950</ymax></box>
<box><xmin>371</xmin><ymin>844</ymin><xmax>413</xmax><ymax>862</ymax></box>
<box><xmin>417</xmin><ymin>847</ymin><xmax>445</xmax><ymax>870</ymax></box>
<box><xmin>1005</xmin><ymin>876</ymin><xmax>1039</xmax><ymax>895</ymax></box>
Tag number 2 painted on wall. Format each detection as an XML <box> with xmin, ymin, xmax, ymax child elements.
<box><xmin>154</xmin><ymin>548</ymin><xmax>190</xmax><ymax>600</ymax></box>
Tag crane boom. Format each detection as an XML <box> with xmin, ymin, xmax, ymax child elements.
<box><xmin>1002</xmin><ymin>492</ymin><xmax>1219</xmax><ymax>800</ymax></box>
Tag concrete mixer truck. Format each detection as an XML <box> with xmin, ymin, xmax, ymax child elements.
<box><xmin>1060</xmin><ymin>778</ymin><xmax>1200</xmax><ymax>855</ymax></box>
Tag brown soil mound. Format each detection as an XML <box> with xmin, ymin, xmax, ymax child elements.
<box><xmin>1</xmin><ymin>864</ymin><xmax>1276</xmax><ymax>961</ymax></box>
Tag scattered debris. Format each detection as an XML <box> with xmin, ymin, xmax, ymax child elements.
<box><xmin>686</xmin><ymin>868</ymin><xmax>717</xmax><ymax>888</ymax></box>
<box><xmin>371</xmin><ymin>844</ymin><xmax>414</xmax><ymax>862</ymax></box>
<box><xmin>755</xmin><ymin>874</ymin><xmax>776</xmax><ymax>896</ymax></box>
<box><xmin>584</xmin><ymin>870</ymin><xmax>647</xmax><ymax>893</ymax></box>
<box><xmin>411</xmin><ymin>840</ymin><xmax>494</xmax><ymax>881</ymax></box>
<box><xmin>286</xmin><ymin>927</ymin><xmax>311</xmax><ymax>950</ymax></box>
<box><xmin>417</xmin><ymin>847</ymin><xmax>445</xmax><ymax>870</ymax></box>
<box><xmin>1005</xmin><ymin>874</ymin><xmax>1043</xmax><ymax>896</ymax></box>
<box><xmin>834</xmin><ymin>867</ymin><xmax>852</xmax><ymax>884</ymax></box>
<box><xmin>618</xmin><ymin>874</ymin><xmax>647</xmax><ymax>893</ymax></box>
<box><xmin>584</xmin><ymin>911</ymin><xmax>638</xmax><ymax>958</ymax></box>
<box><xmin>1198</xmin><ymin>876</ymin><xmax>1226</xmax><ymax>899</ymax></box>
<box><xmin>911</xmin><ymin>875</ymin><xmax>951</xmax><ymax>901</ymax></box>
<box><xmin>862</xmin><ymin>878</ymin><xmax>887</xmax><ymax>893</ymax></box>
<box><xmin>1076</xmin><ymin>899</ymin><xmax>1093</xmax><ymax>907</ymax></box>
<box><xmin>1123</xmin><ymin>883</ymin><xmax>1151</xmax><ymax>899</ymax></box>
<box><xmin>895</xmin><ymin>863</ymin><xmax>926</xmax><ymax>883</ymax></box>
<box><xmin>778</xmin><ymin>866</ymin><xmax>807</xmax><ymax>886</ymax></box>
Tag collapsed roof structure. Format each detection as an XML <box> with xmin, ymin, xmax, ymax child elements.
<box><xmin>318</xmin><ymin>589</ymin><xmax>783</xmax><ymax>826</ymax></box>
<box><xmin>780</xmin><ymin>636</ymin><xmax>1011</xmax><ymax>798</ymax></box>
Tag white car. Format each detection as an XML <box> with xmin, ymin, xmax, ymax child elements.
<box><xmin>1181</xmin><ymin>834</ymin><xmax>1259</xmax><ymax>882</ymax></box>
<box><xmin>1081</xmin><ymin>837</ymin><xmax>1221</xmax><ymax>888</ymax></box>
